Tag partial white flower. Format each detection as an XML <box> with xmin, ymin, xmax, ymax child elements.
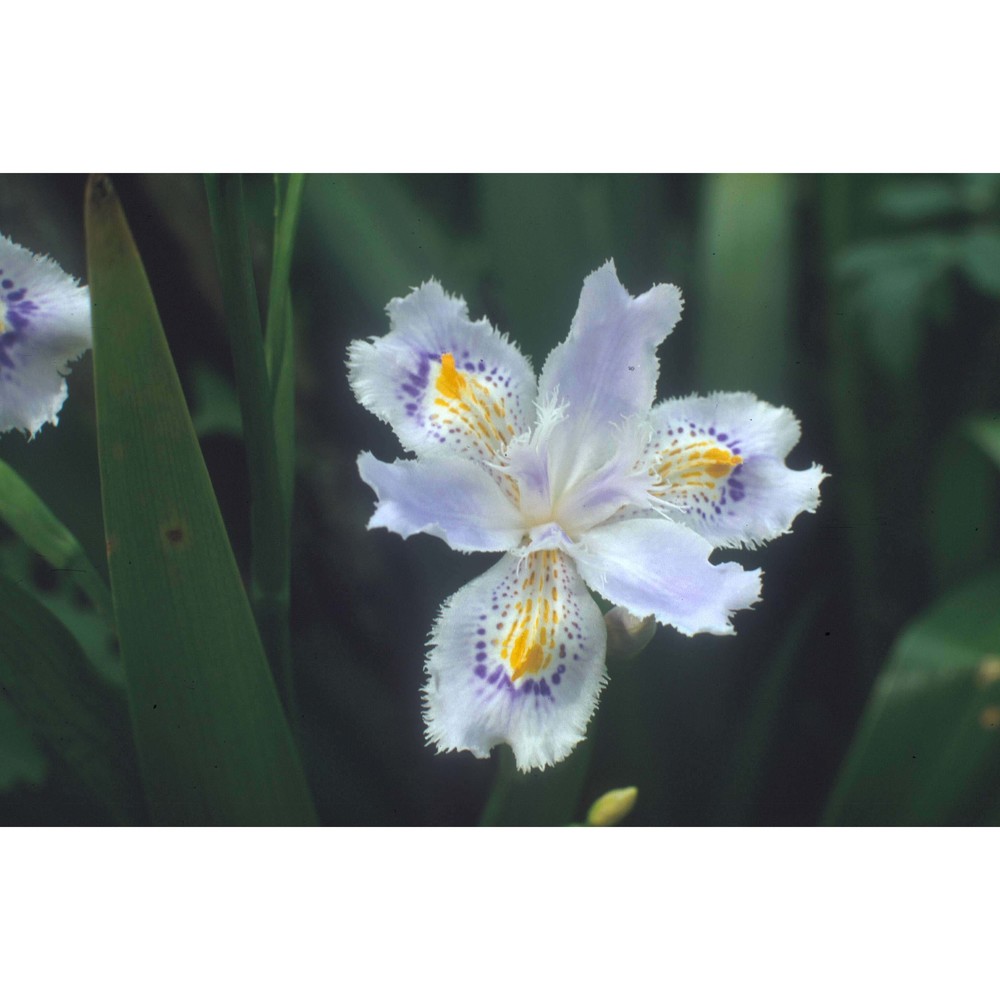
<box><xmin>349</xmin><ymin>261</ymin><xmax>825</xmax><ymax>771</ymax></box>
<box><xmin>0</xmin><ymin>233</ymin><xmax>91</xmax><ymax>437</ymax></box>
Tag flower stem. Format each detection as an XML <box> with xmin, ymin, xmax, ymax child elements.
<box><xmin>204</xmin><ymin>174</ymin><xmax>294</xmax><ymax>717</ymax></box>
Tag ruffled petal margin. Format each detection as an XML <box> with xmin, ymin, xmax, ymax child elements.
<box><xmin>0</xmin><ymin>234</ymin><xmax>91</xmax><ymax>437</ymax></box>
<box><xmin>538</xmin><ymin>260</ymin><xmax>681</xmax><ymax>438</ymax></box>
<box><xmin>423</xmin><ymin>549</ymin><xmax>607</xmax><ymax>771</ymax></box>
<box><xmin>645</xmin><ymin>392</ymin><xmax>826</xmax><ymax>548</ymax></box>
<box><xmin>348</xmin><ymin>280</ymin><xmax>537</xmax><ymax>463</ymax></box>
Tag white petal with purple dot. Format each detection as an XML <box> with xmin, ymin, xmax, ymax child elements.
<box><xmin>0</xmin><ymin>234</ymin><xmax>91</xmax><ymax>437</ymax></box>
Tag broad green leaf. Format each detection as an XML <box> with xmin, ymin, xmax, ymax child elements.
<box><xmin>86</xmin><ymin>175</ymin><xmax>316</xmax><ymax>825</ymax></box>
<box><xmin>0</xmin><ymin>456</ymin><xmax>112</xmax><ymax>623</ymax></box>
<box><xmin>824</xmin><ymin>571</ymin><xmax>1000</xmax><ymax>825</ymax></box>
<box><xmin>0</xmin><ymin>695</ymin><xmax>47</xmax><ymax>793</ymax></box>
<box><xmin>696</xmin><ymin>174</ymin><xmax>795</xmax><ymax>402</ymax></box>
<box><xmin>0</xmin><ymin>572</ymin><xmax>142</xmax><ymax>820</ymax></box>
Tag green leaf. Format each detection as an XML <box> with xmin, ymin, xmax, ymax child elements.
<box><xmin>0</xmin><ymin>456</ymin><xmax>113</xmax><ymax>623</ymax></box>
<box><xmin>824</xmin><ymin>571</ymin><xmax>1000</xmax><ymax>825</ymax></box>
<box><xmin>0</xmin><ymin>572</ymin><xmax>142</xmax><ymax>820</ymax></box>
<box><xmin>205</xmin><ymin>174</ymin><xmax>296</xmax><ymax>715</ymax></box>
<box><xmin>265</xmin><ymin>173</ymin><xmax>304</xmax><ymax>522</ymax></box>
<box><xmin>696</xmin><ymin>174</ymin><xmax>795</xmax><ymax>402</ymax></box>
<box><xmin>85</xmin><ymin>175</ymin><xmax>316</xmax><ymax>825</ymax></box>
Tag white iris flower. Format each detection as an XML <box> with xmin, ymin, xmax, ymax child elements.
<box><xmin>0</xmin><ymin>233</ymin><xmax>91</xmax><ymax>437</ymax></box>
<box><xmin>349</xmin><ymin>261</ymin><xmax>824</xmax><ymax>771</ymax></box>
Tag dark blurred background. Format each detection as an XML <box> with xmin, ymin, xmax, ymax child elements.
<box><xmin>2</xmin><ymin>174</ymin><xmax>998</xmax><ymax>825</ymax></box>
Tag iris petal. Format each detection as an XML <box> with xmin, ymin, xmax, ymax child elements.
<box><xmin>645</xmin><ymin>392</ymin><xmax>825</xmax><ymax>548</ymax></box>
<box><xmin>538</xmin><ymin>261</ymin><xmax>681</xmax><ymax>440</ymax></box>
<box><xmin>423</xmin><ymin>550</ymin><xmax>607</xmax><ymax>771</ymax></box>
<box><xmin>571</xmin><ymin>517</ymin><xmax>762</xmax><ymax>637</ymax></box>
<box><xmin>357</xmin><ymin>451</ymin><xmax>525</xmax><ymax>553</ymax></box>
<box><xmin>0</xmin><ymin>234</ymin><xmax>91</xmax><ymax>437</ymax></box>
<box><xmin>348</xmin><ymin>281</ymin><xmax>537</xmax><ymax>462</ymax></box>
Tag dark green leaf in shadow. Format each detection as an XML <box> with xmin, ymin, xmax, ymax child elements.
<box><xmin>477</xmin><ymin>175</ymin><xmax>599</xmax><ymax>357</ymax></box>
<box><xmin>873</xmin><ymin>180</ymin><xmax>963</xmax><ymax>223</ymax></box>
<box><xmin>305</xmin><ymin>175</ymin><xmax>483</xmax><ymax>314</ymax></box>
<box><xmin>959</xmin><ymin>226</ymin><xmax>1000</xmax><ymax>297</ymax></box>
<box><xmin>927</xmin><ymin>428</ymin><xmax>997</xmax><ymax>589</ymax></box>
<box><xmin>190</xmin><ymin>364</ymin><xmax>243</xmax><ymax>439</ymax></box>
<box><xmin>0</xmin><ymin>695</ymin><xmax>47</xmax><ymax>792</ymax></box>
<box><xmin>837</xmin><ymin>234</ymin><xmax>956</xmax><ymax>379</ymax></box>
<box><xmin>717</xmin><ymin>590</ymin><xmax>823</xmax><ymax>824</ymax></box>
<box><xmin>86</xmin><ymin>175</ymin><xmax>316</xmax><ymax>825</ymax></box>
<box><xmin>0</xmin><ymin>457</ymin><xmax>113</xmax><ymax>623</ymax></box>
<box><xmin>0</xmin><ymin>572</ymin><xmax>143</xmax><ymax>821</ymax></box>
<box><xmin>967</xmin><ymin>414</ymin><xmax>1000</xmax><ymax>470</ymax></box>
<box><xmin>824</xmin><ymin>571</ymin><xmax>1000</xmax><ymax>825</ymax></box>
<box><xmin>479</xmin><ymin>742</ymin><xmax>593</xmax><ymax>827</ymax></box>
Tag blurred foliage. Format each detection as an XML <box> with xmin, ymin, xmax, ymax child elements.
<box><xmin>1</xmin><ymin>173</ymin><xmax>999</xmax><ymax>825</ymax></box>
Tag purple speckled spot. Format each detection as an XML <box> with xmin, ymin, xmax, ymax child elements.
<box><xmin>474</xmin><ymin>663</ymin><xmax>487</xmax><ymax>678</ymax></box>
<box><xmin>551</xmin><ymin>673</ymin><xmax>561</xmax><ymax>685</ymax></box>
<box><xmin>475</xmin><ymin>651</ymin><xmax>487</xmax><ymax>662</ymax></box>
<box><xmin>1</xmin><ymin>279</ymin><xmax>12</xmax><ymax>289</ymax></box>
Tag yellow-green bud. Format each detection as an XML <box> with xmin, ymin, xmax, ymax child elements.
<box><xmin>586</xmin><ymin>786</ymin><xmax>639</xmax><ymax>826</ymax></box>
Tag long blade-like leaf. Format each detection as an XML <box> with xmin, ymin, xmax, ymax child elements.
<box><xmin>824</xmin><ymin>570</ymin><xmax>1000</xmax><ymax>825</ymax></box>
<box><xmin>85</xmin><ymin>175</ymin><xmax>316</xmax><ymax>825</ymax></box>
